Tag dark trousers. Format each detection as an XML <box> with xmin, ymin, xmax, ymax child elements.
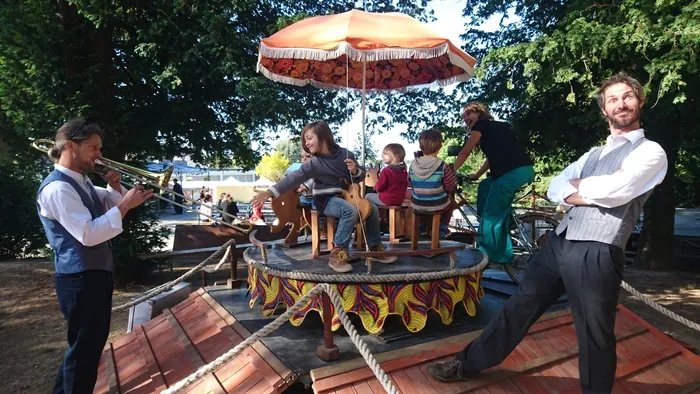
<box><xmin>174</xmin><ymin>198</ymin><xmax>184</xmax><ymax>214</ymax></box>
<box><xmin>457</xmin><ymin>233</ymin><xmax>624</xmax><ymax>393</ymax></box>
<box><xmin>53</xmin><ymin>270</ymin><xmax>114</xmax><ymax>394</ymax></box>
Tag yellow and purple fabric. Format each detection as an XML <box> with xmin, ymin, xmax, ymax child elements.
<box><xmin>247</xmin><ymin>266</ymin><xmax>484</xmax><ymax>334</ymax></box>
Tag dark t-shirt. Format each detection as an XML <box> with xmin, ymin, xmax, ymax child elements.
<box><xmin>469</xmin><ymin>119</ymin><xmax>532</xmax><ymax>179</ymax></box>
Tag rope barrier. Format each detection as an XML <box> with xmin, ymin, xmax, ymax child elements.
<box><xmin>621</xmin><ymin>280</ymin><xmax>700</xmax><ymax>331</ymax></box>
<box><xmin>111</xmin><ymin>240</ymin><xmax>235</xmax><ymax>312</ymax></box>
<box><xmin>244</xmin><ymin>247</ymin><xmax>490</xmax><ymax>283</ymax></box>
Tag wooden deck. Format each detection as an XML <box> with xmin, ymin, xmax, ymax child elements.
<box><xmin>311</xmin><ymin>306</ymin><xmax>700</xmax><ymax>394</ymax></box>
<box><xmin>94</xmin><ymin>289</ymin><xmax>296</xmax><ymax>394</ymax></box>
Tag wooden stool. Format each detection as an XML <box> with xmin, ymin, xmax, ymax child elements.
<box><xmin>310</xmin><ymin>210</ymin><xmax>336</xmax><ymax>257</ymax></box>
<box><xmin>410</xmin><ymin>210</ymin><xmax>442</xmax><ymax>250</ymax></box>
<box><xmin>378</xmin><ymin>205</ymin><xmax>408</xmax><ymax>242</ymax></box>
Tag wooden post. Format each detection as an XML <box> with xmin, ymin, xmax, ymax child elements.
<box><xmin>410</xmin><ymin>211</ymin><xmax>419</xmax><ymax>250</ymax></box>
<box><xmin>311</xmin><ymin>210</ymin><xmax>320</xmax><ymax>257</ymax></box>
<box><xmin>227</xmin><ymin>247</ymin><xmax>241</xmax><ymax>289</ymax></box>
<box><xmin>326</xmin><ymin>217</ymin><xmax>336</xmax><ymax>251</ymax></box>
<box><xmin>431</xmin><ymin>214</ymin><xmax>441</xmax><ymax>250</ymax></box>
<box><xmin>316</xmin><ymin>292</ymin><xmax>339</xmax><ymax>361</ymax></box>
<box><xmin>389</xmin><ymin>208</ymin><xmax>397</xmax><ymax>241</ymax></box>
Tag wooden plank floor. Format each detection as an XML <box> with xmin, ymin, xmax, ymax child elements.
<box><xmin>94</xmin><ymin>289</ymin><xmax>296</xmax><ymax>394</ymax></box>
<box><xmin>312</xmin><ymin>306</ymin><xmax>700</xmax><ymax>394</ymax></box>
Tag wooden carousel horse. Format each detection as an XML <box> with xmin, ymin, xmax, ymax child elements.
<box><xmin>364</xmin><ymin>163</ymin><xmax>380</xmax><ymax>187</ymax></box>
<box><xmin>266</xmin><ymin>188</ymin><xmax>306</xmax><ymax>246</ymax></box>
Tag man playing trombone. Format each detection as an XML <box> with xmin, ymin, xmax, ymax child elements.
<box><xmin>36</xmin><ymin>119</ymin><xmax>152</xmax><ymax>394</ymax></box>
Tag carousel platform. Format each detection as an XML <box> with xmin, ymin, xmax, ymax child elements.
<box><xmin>93</xmin><ymin>240</ymin><xmax>699</xmax><ymax>393</ymax></box>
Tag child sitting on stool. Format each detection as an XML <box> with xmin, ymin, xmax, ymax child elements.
<box><xmin>250</xmin><ymin>120</ymin><xmax>397</xmax><ymax>273</ymax></box>
<box><xmin>409</xmin><ymin>129</ymin><xmax>457</xmax><ymax>238</ymax></box>
<box><xmin>365</xmin><ymin>143</ymin><xmax>408</xmax><ymax>207</ymax></box>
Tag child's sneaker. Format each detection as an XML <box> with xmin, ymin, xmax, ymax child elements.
<box><xmin>369</xmin><ymin>243</ymin><xmax>398</xmax><ymax>264</ymax></box>
<box><xmin>329</xmin><ymin>247</ymin><xmax>353</xmax><ymax>273</ymax></box>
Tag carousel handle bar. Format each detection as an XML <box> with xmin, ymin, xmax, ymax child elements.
<box><xmin>30</xmin><ymin>138</ymin><xmax>253</xmax><ymax>235</ymax></box>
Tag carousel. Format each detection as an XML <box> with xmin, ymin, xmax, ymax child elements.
<box><xmin>240</xmin><ymin>9</ymin><xmax>487</xmax><ymax>362</ymax></box>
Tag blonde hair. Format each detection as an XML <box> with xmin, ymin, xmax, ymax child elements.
<box><xmin>418</xmin><ymin>128</ymin><xmax>443</xmax><ymax>155</ymax></box>
<box><xmin>462</xmin><ymin>102</ymin><xmax>494</xmax><ymax>121</ymax></box>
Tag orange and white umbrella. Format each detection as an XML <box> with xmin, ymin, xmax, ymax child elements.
<box><xmin>257</xmin><ymin>9</ymin><xmax>476</xmax><ymax>91</ymax></box>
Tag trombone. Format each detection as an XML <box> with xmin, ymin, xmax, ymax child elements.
<box><xmin>30</xmin><ymin>139</ymin><xmax>253</xmax><ymax>235</ymax></box>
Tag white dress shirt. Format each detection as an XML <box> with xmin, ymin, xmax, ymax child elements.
<box><xmin>38</xmin><ymin>164</ymin><xmax>127</xmax><ymax>246</ymax></box>
<box><xmin>547</xmin><ymin>129</ymin><xmax>667</xmax><ymax>208</ymax></box>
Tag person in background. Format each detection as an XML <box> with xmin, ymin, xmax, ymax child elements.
<box><xmin>222</xmin><ymin>194</ymin><xmax>239</xmax><ymax>224</ymax></box>
<box><xmin>199</xmin><ymin>194</ymin><xmax>213</xmax><ymax>222</ymax></box>
<box><xmin>37</xmin><ymin>119</ymin><xmax>153</xmax><ymax>394</ymax></box>
<box><xmin>217</xmin><ymin>192</ymin><xmax>226</xmax><ymax>211</ymax></box>
<box><xmin>365</xmin><ymin>143</ymin><xmax>408</xmax><ymax>207</ymax></box>
<box><xmin>172</xmin><ymin>178</ymin><xmax>183</xmax><ymax>214</ymax></box>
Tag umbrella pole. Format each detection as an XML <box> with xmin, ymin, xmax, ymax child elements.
<box><xmin>361</xmin><ymin>61</ymin><xmax>367</xmax><ymax>166</ymax></box>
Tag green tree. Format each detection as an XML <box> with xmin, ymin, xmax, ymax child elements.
<box><xmin>352</xmin><ymin>127</ymin><xmax>380</xmax><ymax>166</ymax></box>
<box><xmin>459</xmin><ymin>0</ymin><xmax>700</xmax><ymax>270</ymax></box>
<box><xmin>276</xmin><ymin>137</ymin><xmax>302</xmax><ymax>163</ymax></box>
<box><xmin>255</xmin><ymin>152</ymin><xmax>290</xmax><ymax>183</ymax></box>
<box><xmin>0</xmin><ymin>0</ymin><xmax>459</xmax><ymax>263</ymax></box>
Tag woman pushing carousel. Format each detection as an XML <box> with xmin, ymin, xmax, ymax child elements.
<box><xmin>453</xmin><ymin>102</ymin><xmax>535</xmax><ymax>264</ymax></box>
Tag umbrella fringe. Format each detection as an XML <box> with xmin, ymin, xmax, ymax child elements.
<box><xmin>258</xmin><ymin>42</ymin><xmax>475</xmax><ymax>76</ymax></box>
<box><xmin>257</xmin><ymin>65</ymin><xmax>470</xmax><ymax>92</ymax></box>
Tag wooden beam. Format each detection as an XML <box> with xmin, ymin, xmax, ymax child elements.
<box><xmin>137</xmin><ymin>325</ymin><xmax>168</xmax><ymax>393</ymax></box>
<box><xmin>313</xmin><ymin>325</ymin><xmax>647</xmax><ymax>394</ymax></box>
<box><xmin>617</xmin><ymin>305</ymin><xmax>700</xmax><ymax>368</ymax></box>
<box><xmin>311</xmin><ymin>309</ymin><xmax>575</xmax><ymax>383</ymax></box>
<box><xmin>199</xmin><ymin>291</ymin><xmax>297</xmax><ymax>388</ymax></box>
<box><xmin>162</xmin><ymin>308</ymin><xmax>227</xmax><ymax>394</ymax></box>
<box><xmin>103</xmin><ymin>343</ymin><xmax>121</xmax><ymax>394</ymax></box>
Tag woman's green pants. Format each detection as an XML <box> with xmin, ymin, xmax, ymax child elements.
<box><xmin>476</xmin><ymin>165</ymin><xmax>535</xmax><ymax>263</ymax></box>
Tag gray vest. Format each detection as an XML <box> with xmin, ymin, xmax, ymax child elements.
<box><xmin>556</xmin><ymin>137</ymin><xmax>651</xmax><ymax>248</ymax></box>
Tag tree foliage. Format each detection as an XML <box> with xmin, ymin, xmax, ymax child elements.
<box><xmin>276</xmin><ymin>137</ymin><xmax>302</xmax><ymax>164</ymax></box>
<box><xmin>460</xmin><ymin>0</ymin><xmax>700</xmax><ymax>269</ymax></box>
<box><xmin>0</xmin><ymin>0</ymin><xmax>453</xmax><ymax>262</ymax></box>
<box><xmin>255</xmin><ymin>151</ymin><xmax>290</xmax><ymax>183</ymax></box>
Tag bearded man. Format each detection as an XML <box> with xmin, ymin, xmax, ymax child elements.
<box><xmin>428</xmin><ymin>73</ymin><xmax>668</xmax><ymax>394</ymax></box>
<box><xmin>37</xmin><ymin>119</ymin><xmax>152</xmax><ymax>393</ymax></box>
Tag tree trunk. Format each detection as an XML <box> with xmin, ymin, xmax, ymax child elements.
<box><xmin>636</xmin><ymin>143</ymin><xmax>677</xmax><ymax>270</ymax></box>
